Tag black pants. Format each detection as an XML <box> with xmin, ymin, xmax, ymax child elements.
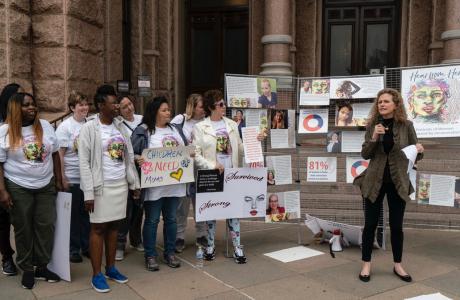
<box><xmin>362</xmin><ymin>181</ymin><xmax>406</xmax><ymax>263</ymax></box>
<box><xmin>0</xmin><ymin>206</ymin><xmax>15</xmax><ymax>262</ymax></box>
<box><xmin>69</xmin><ymin>184</ymin><xmax>90</xmax><ymax>255</ymax></box>
<box><xmin>117</xmin><ymin>190</ymin><xmax>143</xmax><ymax>250</ymax></box>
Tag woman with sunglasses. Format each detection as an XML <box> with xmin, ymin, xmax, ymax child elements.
<box><xmin>193</xmin><ymin>89</ymin><xmax>266</xmax><ymax>264</ymax></box>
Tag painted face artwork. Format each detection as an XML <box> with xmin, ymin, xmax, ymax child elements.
<box><xmin>418</xmin><ymin>177</ymin><xmax>430</xmax><ymax>203</ymax></box>
<box><xmin>245</xmin><ymin>194</ymin><xmax>265</xmax><ymax>216</ymax></box>
<box><xmin>22</xmin><ymin>136</ymin><xmax>48</xmax><ymax>163</ymax></box>
<box><xmin>162</xmin><ymin>135</ymin><xmax>180</xmax><ymax>148</ymax></box>
<box><xmin>312</xmin><ymin>80</ymin><xmax>329</xmax><ymax>94</ymax></box>
<box><xmin>216</xmin><ymin>128</ymin><xmax>230</xmax><ymax>154</ymax></box>
<box><xmin>412</xmin><ymin>85</ymin><xmax>445</xmax><ymax>117</ymax></box>
<box><xmin>107</xmin><ymin>136</ymin><xmax>125</xmax><ymax>162</ymax></box>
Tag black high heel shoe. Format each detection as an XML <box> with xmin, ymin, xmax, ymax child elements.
<box><xmin>359</xmin><ymin>272</ymin><xmax>370</xmax><ymax>282</ymax></box>
<box><xmin>393</xmin><ymin>267</ymin><xmax>412</xmax><ymax>282</ymax></box>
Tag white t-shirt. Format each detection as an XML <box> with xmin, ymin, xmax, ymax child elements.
<box><xmin>100</xmin><ymin>121</ymin><xmax>126</xmax><ymax>182</ymax></box>
<box><xmin>146</xmin><ymin>126</ymin><xmax>186</xmax><ymax>201</ymax></box>
<box><xmin>55</xmin><ymin>116</ymin><xmax>85</xmax><ymax>183</ymax></box>
<box><xmin>170</xmin><ymin>114</ymin><xmax>202</xmax><ymax>144</ymax></box>
<box><xmin>0</xmin><ymin>119</ymin><xmax>59</xmax><ymax>189</ymax></box>
<box><xmin>120</xmin><ymin>114</ymin><xmax>143</xmax><ymax>137</ymax></box>
<box><xmin>211</xmin><ymin>119</ymin><xmax>233</xmax><ymax>168</ymax></box>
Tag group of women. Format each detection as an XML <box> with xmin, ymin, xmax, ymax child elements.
<box><xmin>0</xmin><ymin>82</ymin><xmax>424</xmax><ymax>292</ymax></box>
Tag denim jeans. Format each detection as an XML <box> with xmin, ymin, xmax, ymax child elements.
<box><xmin>69</xmin><ymin>184</ymin><xmax>90</xmax><ymax>255</ymax></box>
<box><xmin>143</xmin><ymin>197</ymin><xmax>179</xmax><ymax>258</ymax></box>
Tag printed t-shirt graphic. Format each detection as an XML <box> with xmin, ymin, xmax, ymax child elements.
<box><xmin>212</xmin><ymin>120</ymin><xmax>233</xmax><ymax>168</ymax></box>
<box><xmin>101</xmin><ymin>122</ymin><xmax>126</xmax><ymax>181</ymax></box>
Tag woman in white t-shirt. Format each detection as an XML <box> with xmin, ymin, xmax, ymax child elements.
<box><xmin>131</xmin><ymin>97</ymin><xmax>188</xmax><ymax>272</ymax></box>
<box><xmin>0</xmin><ymin>92</ymin><xmax>62</xmax><ymax>289</ymax></box>
<box><xmin>115</xmin><ymin>95</ymin><xmax>144</xmax><ymax>260</ymax></box>
<box><xmin>78</xmin><ymin>85</ymin><xmax>140</xmax><ymax>293</ymax></box>
<box><xmin>56</xmin><ymin>91</ymin><xmax>90</xmax><ymax>264</ymax></box>
<box><xmin>193</xmin><ymin>89</ymin><xmax>266</xmax><ymax>264</ymax></box>
<box><xmin>170</xmin><ymin>93</ymin><xmax>206</xmax><ymax>252</ymax></box>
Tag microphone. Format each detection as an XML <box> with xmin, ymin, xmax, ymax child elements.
<box><xmin>378</xmin><ymin>116</ymin><xmax>385</xmax><ymax>142</ymax></box>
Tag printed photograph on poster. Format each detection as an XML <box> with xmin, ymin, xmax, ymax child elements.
<box><xmin>326</xmin><ymin>131</ymin><xmax>341</xmax><ymax>153</ymax></box>
<box><xmin>346</xmin><ymin>156</ymin><xmax>369</xmax><ymax>183</ymax></box>
<box><xmin>195</xmin><ymin>168</ymin><xmax>267</xmax><ymax>222</ymax></box>
<box><xmin>299</xmin><ymin>78</ymin><xmax>330</xmax><ymax>106</ymax></box>
<box><xmin>330</xmin><ymin>76</ymin><xmax>384</xmax><ymax>99</ymax></box>
<box><xmin>455</xmin><ymin>178</ymin><xmax>460</xmax><ymax>208</ymax></box>
<box><xmin>265</xmin><ymin>191</ymin><xmax>300</xmax><ymax>223</ymax></box>
<box><xmin>417</xmin><ymin>173</ymin><xmax>456</xmax><ymax>207</ymax></box>
<box><xmin>335</xmin><ymin>102</ymin><xmax>372</xmax><ymax>127</ymax></box>
<box><xmin>298</xmin><ymin>108</ymin><xmax>329</xmax><ymax>134</ymax></box>
<box><xmin>231</xmin><ymin>109</ymin><xmax>268</xmax><ymax>138</ymax></box>
<box><xmin>270</xmin><ymin>110</ymin><xmax>296</xmax><ymax>148</ymax></box>
<box><xmin>140</xmin><ymin>146</ymin><xmax>195</xmax><ymax>188</ymax></box>
<box><xmin>341</xmin><ymin>131</ymin><xmax>365</xmax><ymax>153</ymax></box>
<box><xmin>401</xmin><ymin>65</ymin><xmax>460</xmax><ymax>138</ymax></box>
<box><xmin>265</xmin><ymin>155</ymin><xmax>292</xmax><ymax>185</ymax></box>
<box><xmin>307</xmin><ymin>157</ymin><xmax>337</xmax><ymax>182</ymax></box>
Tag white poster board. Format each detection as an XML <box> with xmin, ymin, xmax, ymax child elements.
<box><xmin>307</xmin><ymin>157</ymin><xmax>337</xmax><ymax>182</ymax></box>
<box><xmin>196</xmin><ymin>168</ymin><xmax>267</xmax><ymax>221</ymax></box>
<box><xmin>401</xmin><ymin>65</ymin><xmax>460</xmax><ymax>138</ymax></box>
<box><xmin>299</xmin><ymin>79</ymin><xmax>330</xmax><ymax>106</ymax></box>
<box><xmin>265</xmin><ymin>191</ymin><xmax>300</xmax><ymax>223</ymax></box>
<box><xmin>346</xmin><ymin>156</ymin><xmax>369</xmax><ymax>183</ymax></box>
<box><xmin>140</xmin><ymin>146</ymin><xmax>195</xmax><ymax>188</ymax></box>
<box><xmin>305</xmin><ymin>214</ymin><xmax>362</xmax><ymax>246</ymax></box>
<box><xmin>48</xmin><ymin>192</ymin><xmax>72</xmax><ymax>282</ymax></box>
<box><xmin>330</xmin><ymin>76</ymin><xmax>384</xmax><ymax>99</ymax></box>
<box><xmin>298</xmin><ymin>108</ymin><xmax>329</xmax><ymax>134</ymax></box>
<box><xmin>341</xmin><ymin>131</ymin><xmax>365</xmax><ymax>153</ymax></box>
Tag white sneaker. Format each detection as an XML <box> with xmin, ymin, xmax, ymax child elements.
<box><xmin>233</xmin><ymin>246</ymin><xmax>247</xmax><ymax>264</ymax></box>
<box><xmin>130</xmin><ymin>244</ymin><xmax>144</xmax><ymax>252</ymax></box>
<box><xmin>204</xmin><ymin>246</ymin><xmax>215</xmax><ymax>261</ymax></box>
<box><xmin>115</xmin><ymin>249</ymin><xmax>124</xmax><ymax>261</ymax></box>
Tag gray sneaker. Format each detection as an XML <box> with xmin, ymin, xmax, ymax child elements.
<box><xmin>115</xmin><ymin>249</ymin><xmax>124</xmax><ymax>261</ymax></box>
<box><xmin>145</xmin><ymin>256</ymin><xmax>159</xmax><ymax>272</ymax></box>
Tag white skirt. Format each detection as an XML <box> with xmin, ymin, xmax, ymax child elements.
<box><xmin>90</xmin><ymin>179</ymin><xmax>128</xmax><ymax>223</ymax></box>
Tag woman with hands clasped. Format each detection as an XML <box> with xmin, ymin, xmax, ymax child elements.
<box><xmin>354</xmin><ymin>88</ymin><xmax>424</xmax><ymax>283</ymax></box>
<box><xmin>193</xmin><ymin>89</ymin><xmax>266</xmax><ymax>264</ymax></box>
<box><xmin>79</xmin><ymin>85</ymin><xmax>140</xmax><ymax>293</ymax></box>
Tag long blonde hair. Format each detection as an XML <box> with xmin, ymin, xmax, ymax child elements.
<box><xmin>367</xmin><ymin>88</ymin><xmax>408</xmax><ymax>126</ymax></box>
<box><xmin>184</xmin><ymin>93</ymin><xmax>203</xmax><ymax>120</ymax></box>
<box><xmin>6</xmin><ymin>93</ymin><xmax>43</xmax><ymax>149</ymax></box>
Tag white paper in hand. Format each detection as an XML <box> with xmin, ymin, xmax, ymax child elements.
<box><xmin>47</xmin><ymin>192</ymin><xmax>72</xmax><ymax>282</ymax></box>
<box><xmin>402</xmin><ymin>145</ymin><xmax>418</xmax><ymax>173</ymax></box>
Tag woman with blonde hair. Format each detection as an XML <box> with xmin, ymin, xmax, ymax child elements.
<box><xmin>0</xmin><ymin>93</ymin><xmax>62</xmax><ymax>289</ymax></box>
<box><xmin>56</xmin><ymin>91</ymin><xmax>90</xmax><ymax>263</ymax></box>
<box><xmin>354</xmin><ymin>88</ymin><xmax>424</xmax><ymax>283</ymax></box>
<box><xmin>170</xmin><ymin>93</ymin><xmax>207</xmax><ymax>252</ymax></box>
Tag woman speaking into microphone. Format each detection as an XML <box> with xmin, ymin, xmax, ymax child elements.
<box><xmin>354</xmin><ymin>88</ymin><xmax>424</xmax><ymax>283</ymax></box>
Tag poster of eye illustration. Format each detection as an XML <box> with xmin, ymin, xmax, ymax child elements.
<box><xmin>298</xmin><ymin>108</ymin><xmax>329</xmax><ymax>134</ymax></box>
<box><xmin>330</xmin><ymin>76</ymin><xmax>384</xmax><ymax>99</ymax></box>
<box><xmin>346</xmin><ymin>156</ymin><xmax>369</xmax><ymax>183</ymax></box>
<box><xmin>299</xmin><ymin>78</ymin><xmax>330</xmax><ymax>106</ymax></box>
<box><xmin>140</xmin><ymin>146</ymin><xmax>195</xmax><ymax>188</ymax></box>
<box><xmin>226</xmin><ymin>75</ymin><xmax>278</xmax><ymax>108</ymax></box>
<box><xmin>265</xmin><ymin>191</ymin><xmax>300</xmax><ymax>223</ymax></box>
<box><xmin>195</xmin><ymin>168</ymin><xmax>267</xmax><ymax>222</ymax></box>
<box><xmin>401</xmin><ymin>65</ymin><xmax>460</xmax><ymax>138</ymax></box>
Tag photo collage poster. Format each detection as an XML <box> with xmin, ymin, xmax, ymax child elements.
<box><xmin>265</xmin><ymin>191</ymin><xmax>301</xmax><ymax>223</ymax></box>
<box><xmin>417</xmin><ymin>173</ymin><xmax>456</xmax><ymax>207</ymax></box>
<box><xmin>401</xmin><ymin>65</ymin><xmax>460</xmax><ymax>138</ymax></box>
<box><xmin>270</xmin><ymin>109</ymin><xmax>296</xmax><ymax>149</ymax></box>
<box><xmin>226</xmin><ymin>75</ymin><xmax>278</xmax><ymax>109</ymax></box>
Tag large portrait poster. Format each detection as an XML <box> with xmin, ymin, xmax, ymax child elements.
<box><xmin>330</xmin><ymin>76</ymin><xmax>384</xmax><ymax>99</ymax></box>
<box><xmin>196</xmin><ymin>168</ymin><xmax>267</xmax><ymax>222</ymax></box>
<box><xmin>140</xmin><ymin>146</ymin><xmax>195</xmax><ymax>188</ymax></box>
<box><xmin>401</xmin><ymin>65</ymin><xmax>460</xmax><ymax>138</ymax></box>
<box><xmin>226</xmin><ymin>75</ymin><xmax>278</xmax><ymax>108</ymax></box>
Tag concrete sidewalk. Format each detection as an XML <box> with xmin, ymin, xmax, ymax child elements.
<box><xmin>1</xmin><ymin>220</ymin><xmax>460</xmax><ymax>299</ymax></box>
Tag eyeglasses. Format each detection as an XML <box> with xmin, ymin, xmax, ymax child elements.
<box><xmin>215</xmin><ymin>101</ymin><xmax>226</xmax><ymax>107</ymax></box>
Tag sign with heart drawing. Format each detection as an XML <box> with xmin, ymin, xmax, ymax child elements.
<box><xmin>140</xmin><ymin>145</ymin><xmax>195</xmax><ymax>188</ymax></box>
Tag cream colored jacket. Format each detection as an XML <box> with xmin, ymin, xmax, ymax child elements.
<box><xmin>192</xmin><ymin>117</ymin><xmax>244</xmax><ymax>170</ymax></box>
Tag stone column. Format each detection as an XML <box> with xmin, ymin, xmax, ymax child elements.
<box><xmin>260</xmin><ymin>0</ymin><xmax>292</xmax><ymax>76</ymax></box>
<box><xmin>441</xmin><ymin>0</ymin><xmax>460</xmax><ymax>63</ymax></box>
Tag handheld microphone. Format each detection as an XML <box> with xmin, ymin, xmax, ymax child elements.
<box><xmin>378</xmin><ymin>116</ymin><xmax>385</xmax><ymax>142</ymax></box>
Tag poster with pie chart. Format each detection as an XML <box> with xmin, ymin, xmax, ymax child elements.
<box><xmin>298</xmin><ymin>108</ymin><xmax>329</xmax><ymax>134</ymax></box>
<box><xmin>346</xmin><ymin>156</ymin><xmax>369</xmax><ymax>183</ymax></box>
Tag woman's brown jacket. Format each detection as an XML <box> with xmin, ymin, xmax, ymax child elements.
<box><xmin>353</xmin><ymin>120</ymin><xmax>423</xmax><ymax>203</ymax></box>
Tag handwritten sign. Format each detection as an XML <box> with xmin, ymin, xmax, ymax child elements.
<box><xmin>140</xmin><ymin>146</ymin><xmax>195</xmax><ymax>188</ymax></box>
<box><xmin>196</xmin><ymin>168</ymin><xmax>267</xmax><ymax>222</ymax></box>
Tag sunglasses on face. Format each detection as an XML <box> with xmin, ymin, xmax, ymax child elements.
<box><xmin>215</xmin><ymin>101</ymin><xmax>226</xmax><ymax>108</ymax></box>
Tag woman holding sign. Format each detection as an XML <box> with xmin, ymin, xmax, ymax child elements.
<box><xmin>131</xmin><ymin>97</ymin><xmax>188</xmax><ymax>272</ymax></box>
<box><xmin>354</xmin><ymin>88</ymin><xmax>424</xmax><ymax>283</ymax></box>
<box><xmin>193</xmin><ymin>89</ymin><xmax>266</xmax><ymax>264</ymax></box>
<box><xmin>79</xmin><ymin>85</ymin><xmax>140</xmax><ymax>293</ymax></box>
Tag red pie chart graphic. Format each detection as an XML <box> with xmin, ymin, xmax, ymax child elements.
<box><xmin>303</xmin><ymin>114</ymin><xmax>324</xmax><ymax>131</ymax></box>
<box><xmin>351</xmin><ymin>160</ymin><xmax>369</xmax><ymax>177</ymax></box>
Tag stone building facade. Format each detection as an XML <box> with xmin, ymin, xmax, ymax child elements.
<box><xmin>1</xmin><ymin>0</ymin><xmax>459</xmax><ymax>227</ymax></box>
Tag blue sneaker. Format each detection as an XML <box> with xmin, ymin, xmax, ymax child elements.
<box><xmin>91</xmin><ymin>272</ymin><xmax>110</xmax><ymax>293</ymax></box>
<box><xmin>105</xmin><ymin>266</ymin><xmax>128</xmax><ymax>284</ymax></box>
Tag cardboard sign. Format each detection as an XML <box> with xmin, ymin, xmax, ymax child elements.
<box><xmin>140</xmin><ymin>146</ymin><xmax>194</xmax><ymax>188</ymax></box>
